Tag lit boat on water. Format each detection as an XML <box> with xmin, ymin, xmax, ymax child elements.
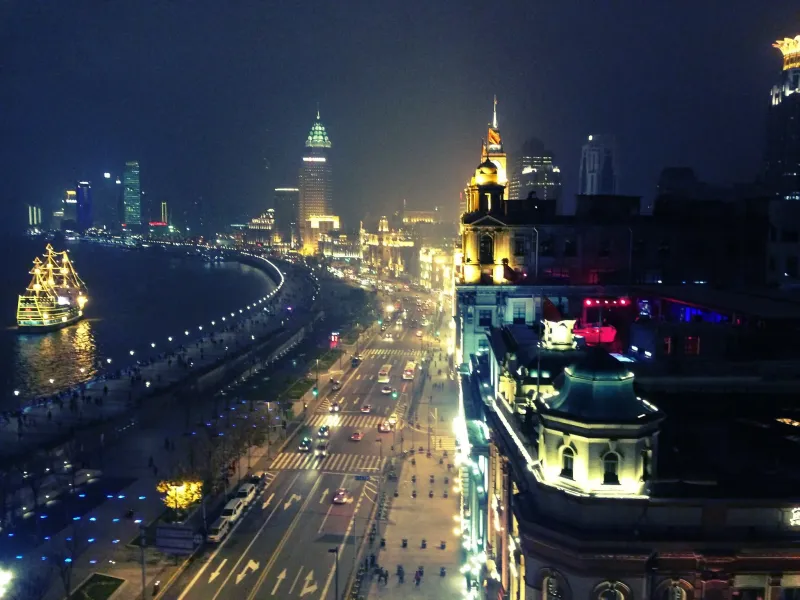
<box><xmin>17</xmin><ymin>244</ymin><xmax>88</xmax><ymax>332</ymax></box>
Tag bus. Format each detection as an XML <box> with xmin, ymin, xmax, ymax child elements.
<box><xmin>402</xmin><ymin>361</ymin><xmax>416</xmax><ymax>380</ymax></box>
<box><xmin>377</xmin><ymin>364</ymin><xmax>392</xmax><ymax>383</ymax></box>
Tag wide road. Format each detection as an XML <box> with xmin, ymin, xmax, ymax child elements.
<box><xmin>176</xmin><ymin>307</ymin><xmax>429</xmax><ymax>600</ymax></box>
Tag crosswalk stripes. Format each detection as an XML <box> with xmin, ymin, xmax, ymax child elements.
<box><xmin>270</xmin><ymin>452</ymin><xmax>387</xmax><ymax>473</ymax></box>
<box><xmin>307</xmin><ymin>414</ymin><xmax>385</xmax><ymax>428</ymax></box>
<box><xmin>362</xmin><ymin>349</ymin><xmax>425</xmax><ymax>358</ymax></box>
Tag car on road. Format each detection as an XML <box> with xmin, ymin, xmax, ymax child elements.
<box><xmin>221</xmin><ymin>499</ymin><xmax>245</xmax><ymax>524</ymax></box>
<box><xmin>329</xmin><ymin>401</ymin><xmax>340</xmax><ymax>413</ymax></box>
<box><xmin>333</xmin><ymin>488</ymin><xmax>353</xmax><ymax>504</ymax></box>
<box><xmin>298</xmin><ymin>437</ymin><xmax>313</xmax><ymax>452</ymax></box>
<box><xmin>415</xmin><ymin>330</ymin><xmax>423</xmax><ymax>338</ymax></box>
<box><xmin>236</xmin><ymin>483</ymin><xmax>257</xmax><ymax>506</ymax></box>
<box><xmin>247</xmin><ymin>471</ymin><xmax>268</xmax><ymax>491</ymax></box>
<box><xmin>331</xmin><ymin>379</ymin><xmax>342</xmax><ymax>391</ymax></box>
<box><xmin>361</xmin><ymin>404</ymin><xmax>371</xmax><ymax>413</ymax></box>
<box><xmin>351</xmin><ymin>357</ymin><xmax>361</xmax><ymax>368</ymax></box>
<box><xmin>350</xmin><ymin>431</ymin><xmax>363</xmax><ymax>441</ymax></box>
<box><xmin>421</xmin><ymin>319</ymin><xmax>430</xmax><ymax>327</ymax></box>
<box><xmin>378</xmin><ymin>421</ymin><xmax>392</xmax><ymax>433</ymax></box>
<box><xmin>316</xmin><ymin>440</ymin><xmax>330</xmax><ymax>457</ymax></box>
<box><xmin>318</xmin><ymin>425</ymin><xmax>330</xmax><ymax>438</ymax></box>
<box><xmin>207</xmin><ymin>517</ymin><xmax>230</xmax><ymax>543</ymax></box>
<box><xmin>383</xmin><ymin>333</ymin><xmax>393</xmax><ymax>341</ymax></box>
<box><xmin>388</xmin><ymin>413</ymin><xmax>398</xmax><ymax>425</ymax></box>
<box><xmin>381</xmin><ymin>385</ymin><xmax>392</xmax><ymax>395</ymax></box>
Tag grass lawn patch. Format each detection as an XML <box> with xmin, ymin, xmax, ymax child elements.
<box><xmin>283</xmin><ymin>378</ymin><xmax>315</xmax><ymax>400</ymax></box>
<box><xmin>69</xmin><ymin>573</ymin><xmax>125</xmax><ymax>600</ymax></box>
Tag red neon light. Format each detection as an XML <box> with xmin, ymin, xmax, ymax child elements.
<box><xmin>620</xmin><ymin>298</ymin><xmax>628</xmax><ymax>305</ymax></box>
<box><xmin>149</xmin><ymin>221</ymin><xmax>168</xmax><ymax>226</ymax></box>
<box><xmin>584</xmin><ymin>299</ymin><xmax>592</xmax><ymax>306</ymax></box>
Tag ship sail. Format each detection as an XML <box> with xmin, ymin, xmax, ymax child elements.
<box><xmin>17</xmin><ymin>245</ymin><xmax>88</xmax><ymax>331</ymax></box>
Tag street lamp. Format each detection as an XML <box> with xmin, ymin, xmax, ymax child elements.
<box><xmin>151</xmin><ymin>342</ymin><xmax>156</xmax><ymax>348</ymax></box>
<box><xmin>49</xmin><ymin>378</ymin><xmax>54</xmax><ymax>384</ymax></box>
<box><xmin>106</xmin><ymin>358</ymin><xmax>112</xmax><ymax>364</ymax></box>
<box><xmin>13</xmin><ymin>390</ymin><xmax>19</xmax><ymax>397</ymax></box>
<box><xmin>129</xmin><ymin>350</ymin><xmax>135</xmax><ymax>356</ymax></box>
<box><xmin>328</xmin><ymin>548</ymin><xmax>339</xmax><ymax>600</ymax></box>
<box><xmin>168</xmin><ymin>336</ymin><xmax>173</xmax><ymax>342</ymax></box>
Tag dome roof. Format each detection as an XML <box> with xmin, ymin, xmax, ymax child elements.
<box><xmin>544</xmin><ymin>348</ymin><xmax>660</xmax><ymax>423</ymax></box>
<box><xmin>475</xmin><ymin>159</ymin><xmax>498</xmax><ymax>186</ymax></box>
<box><xmin>306</xmin><ymin>114</ymin><xmax>332</xmax><ymax>149</ymax></box>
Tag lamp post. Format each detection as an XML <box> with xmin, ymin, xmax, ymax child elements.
<box><xmin>328</xmin><ymin>547</ymin><xmax>339</xmax><ymax>600</ymax></box>
<box><xmin>376</xmin><ymin>438</ymin><xmax>383</xmax><ymax>540</ymax></box>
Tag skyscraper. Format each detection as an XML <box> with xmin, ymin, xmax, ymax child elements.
<box><xmin>76</xmin><ymin>181</ymin><xmax>92</xmax><ymax>231</ymax></box>
<box><xmin>298</xmin><ymin>109</ymin><xmax>333</xmax><ymax>229</ymax></box>
<box><xmin>765</xmin><ymin>35</ymin><xmax>800</xmax><ymax>201</ymax></box>
<box><xmin>123</xmin><ymin>161</ymin><xmax>142</xmax><ymax>225</ymax></box>
<box><xmin>273</xmin><ymin>187</ymin><xmax>299</xmax><ymax>245</ymax></box>
<box><xmin>578</xmin><ymin>135</ymin><xmax>618</xmax><ymax>195</ymax></box>
<box><xmin>482</xmin><ymin>96</ymin><xmax>507</xmax><ymax>198</ymax></box>
<box><xmin>160</xmin><ymin>201</ymin><xmax>169</xmax><ymax>224</ymax></box>
<box><xmin>508</xmin><ymin>138</ymin><xmax>562</xmax><ymax>201</ymax></box>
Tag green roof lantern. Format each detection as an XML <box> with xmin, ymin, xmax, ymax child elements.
<box><xmin>306</xmin><ymin>108</ymin><xmax>332</xmax><ymax>148</ymax></box>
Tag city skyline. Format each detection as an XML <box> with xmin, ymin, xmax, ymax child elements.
<box><xmin>3</xmin><ymin>2</ymin><xmax>799</xmax><ymax>233</ymax></box>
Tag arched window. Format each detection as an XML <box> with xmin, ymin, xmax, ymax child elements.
<box><xmin>600</xmin><ymin>590</ymin><xmax>623</xmax><ymax>600</ymax></box>
<box><xmin>560</xmin><ymin>447</ymin><xmax>574</xmax><ymax>479</ymax></box>
<box><xmin>479</xmin><ymin>234</ymin><xmax>494</xmax><ymax>264</ymax></box>
<box><xmin>603</xmin><ymin>452</ymin><xmax>620</xmax><ymax>485</ymax></box>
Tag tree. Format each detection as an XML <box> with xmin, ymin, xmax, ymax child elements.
<box><xmin>157</xmin><ymin>479</ymin><xmax>203</xmax><ymax>521</ymax></box>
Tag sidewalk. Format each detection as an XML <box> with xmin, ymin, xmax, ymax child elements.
<box><xmin>367</xmin><ymin>347</ymin><xmax>464</xmax><ymax>600</ymax></box>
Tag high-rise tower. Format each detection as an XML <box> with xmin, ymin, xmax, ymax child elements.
<box><xmin>765</xmin><ymin>35</ymin><xmax>800</xmax><ymax>201</ymax></box>
<box><xmin>123</xmin><ymin>161</ymin><xmax>142</xmax><ymax>225</ymax></box>
<box><xmin>481</xmin><ymin>96</ymin><xmax>508</xmax><ymax>198</ymax></box>
<box><xmin>508</xmin><ymin>138</ymin><xmax>562</xmax><ymax>201</ymax></box>
<box><xmin>578</xmin><ymin>135</ymin><xmax>618</xmax><ymax>195</ymax></box>
<box><xmin>76</xmin><ymin>180</ymin><xmax>92</xmax><ymax>231</ymax></box>
<box><xmin>298</xmin><ymin>109</ymin><xmax>333</xmax><ymax>232</ymax></box>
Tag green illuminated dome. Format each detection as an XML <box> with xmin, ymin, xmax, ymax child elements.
<box><xmin>306</xmin><ymin>110</ymin><xmax>332</xmax><ymax>148</ymax></box>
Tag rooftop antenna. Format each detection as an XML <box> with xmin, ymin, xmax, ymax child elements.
<box><xmin>492</xmin><ymin>94</ymin><xmax>498</xmax><ymax>129</ymax></box>
<box><xmin>316</xmin><ymin>102</ymin><xmax>320</xmax><ymax>120</ymax></box>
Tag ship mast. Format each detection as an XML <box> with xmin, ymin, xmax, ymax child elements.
<box><xmin>25</xmin><ymin>256</ymin><xmax>56</xmax><ymax>299</ymax></box>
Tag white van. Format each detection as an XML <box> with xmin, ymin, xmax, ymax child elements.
<box><xmin>207</xmin><ymin>517</ymin><xmax>230</xmax><ymax>543</ymax></box>
<box><xmin>221</xmin><ymin>498</ymin><xmax>244</xmax><ymax>524</ymax></box>
<box><xmin>236</xmin><ymin>483</ymin><xmax>257</xmax><ymax>506</ymax></box>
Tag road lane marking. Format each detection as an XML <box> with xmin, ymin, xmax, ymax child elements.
<box><xmin>245</xmin><ymin>477</ymin><xmax>324</xmax><ymax>600</ymax></box>
<box><xmin>318</xmin><ymin>475</ymin><xmax>347</xmax><ymax>534</ymax></box>
<box><xmin>319</xmin><ymin>488</ymin><xmax>329</xmax><ymax>504</ymax></box>
<box><xmin>261</xmin><ymin>492</ymin><xmax>274</xmax><ymax>510</ymax></box>
<box><xmin>208</xmin><ymin>558</ymin><xmax>227</xmax><ymax>583</ymax></box>
<box><xmin>271</xmin><ymin>568</ymin><xmax>287</xmax><ymax>595</ymax></box>
<box><xmin>178</xmin><ymin>472</ymin><xmax>298</xmax><ymax>600</ymax></box>
<box><xmin>283</xmin><ymin>493</ymin><xmax>302</xmax><ymax>510</ymax></box>
<box><xmin>289</xmin><ymin>567</ymin><xmax>303</xmax><ymax>594</ymax></box>
<box><xmin>235</xmin><ymin>559</ymin><xmax>260</xmax><ymax>585</ymax></box>
<box><xmin>299</xmin><ymin>570</ymin><xmax>318</xmax><ymax>597</ymax></box>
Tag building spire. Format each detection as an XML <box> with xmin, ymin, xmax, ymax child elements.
<box><xmin>316</xmin><ymin>102</ymin><xmax>320</xmax><ymax>120</ymax></box>
<box><xmin>492</xmin><ymin>94</ymin><xmax>498</xmax><ymax>129</ymax></box>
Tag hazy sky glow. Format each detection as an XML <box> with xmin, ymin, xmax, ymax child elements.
<box><xmin>1</xmin><ymin>0</ymin><xmax>798</xmax><ymax>230</ymax></box>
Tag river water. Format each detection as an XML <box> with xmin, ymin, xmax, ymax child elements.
<box><xmin>0</xmin><ymin>237</ymin><xmax>274</xmax><ymax>406</ymax></box>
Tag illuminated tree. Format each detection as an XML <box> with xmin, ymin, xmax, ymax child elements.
<box><xmin>157</xmin><ymin>480</ymin><xmax>203</xmax><ymax>517</ymax></box>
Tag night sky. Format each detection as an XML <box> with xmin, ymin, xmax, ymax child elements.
<box><xmin>1</xmin><ymin>0</ymin><xmax>798</xmax><ymax>232</ymax></box>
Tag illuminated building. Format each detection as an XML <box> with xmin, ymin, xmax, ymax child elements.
<box><xmin>319</xmin><ymin>232</ymin><xmax>362</xmax><ymax>260</ymax></box>
<box><xmin>27</xmin><ymin>205</ymin><xmax>42</xmax><ymax>227</ymax></box>
<box><xmin>483</xmin><ymin>95</ymin><xmax>507</xmax><ymax>198</ymax></box>
<box><xmin>299</xmin><ymin>109</ymin><xmax>333</xmax><ymax>246</ymax></box>
<box><xmin>403</xmin><ymin>210</ymin><xmax>441</xmax><ymax>225</ymax></box>
<box><xmin>766</xmin><ymin>35</ymin><xmax>800</xmax><ymax>201</ymax></box>
<box><xmin>245</xmin><ymin>209</ymin><xmax>276</xmax><ymax>246</ymax></box>
<box><xmin>123</xmin><ymin>161</ymin><xmax>142</xmax><ymax>225</ymax></box>
<box><xmin>302</xmin><ymin>215</ymin><xmax>340</xmax><ymax>255</ymax></box>
<box><xmin>419</xmin><ymin>246</ymin><xmax>453</xmax><ymax>294</ymax></box>
<box><xmin>273</xmin><ymin>187</ymin><xmax>300</xmax><ymax>246</ymax></box>
<box><xmin>94</xmin><ymin>173</ymin><xmax>123</xmax><ymax>229</ymax></box>
<box><xmin>160</xmin><ymin>201</ymin><xmax>169</xmax><ymax>224</ymax></box>
<box><xmin>508</xmin><ymin>138</ymin><xmax>562</xmax><ymax>203</ymax></box>
<box><xmin>76</xmin><ymin>181</ymin><xmax>92</xmax><ymax>231</ymax></box>
<box><xmin>578</xmin><ymin>134</ymin><xmax>618</xmax><ymax>195</ymax></box>
<box><xmin>361</xmin><ymin>219</ymin><xmax>415</xmax><ymax>278</ymax></box>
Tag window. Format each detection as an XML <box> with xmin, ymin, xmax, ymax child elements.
<box><xmin>560</xmin><ymin>447</ymin><xmax>574</xmax><ymax>479</ymax></box>
<box><xmin>603</xmin><ymin>452</ymin><xmax>619</xmax><ymax>485</ymax></box>
<box><xmin>477</xmin><ymin>338</ymin><xmax>489</xmax><ymax>352</ymax></box>
<box><xmin>788</xmin><ymin>256</ymin><xmax>799</xmax><ymax>277</ymax></box>
<box><xmin>540</xmin><ymin>237</ymin><xmax>554</xmax><ymax>257</ymax></box>
<box><xmin>641</xmin><ymin>449</ymin><xmax>651</xmax><ymax>481</ymax></box>
<box><xmin>598</xmin><ymin>240</ymin><xmax>611</xmax><ymax>258</ymax></box>
<box><xmin>512</xmin><ymin>302</ymin><xmax>526</xmax><ymax>325</ymax></box>
<box><xmin>782</xmin><ymin>229</ymin><xmax>799</xmax><ymax>243</ymax></box>
<box><xmin>732</xmin><ymin>589</ymin><xmax>765</xmax><ymax>600</ymax></box>
<box><xmin>563</xmin><ymin>237</ymin><xmax>577</xmax><ymax>257</ymax></box>
<box><xmin>684</xmin><ymin>336</ymin><xmax>700</xmax><ymax>356</ymax></box>
<box><xmin>545</xmin><ymin>577</ymin><xmax>563</xmax><ymax>600</ymax></box>
<box><xmin>662</xmin><ymin>336</ymin><xmax>672</xmax><ymax>355</ymax></box>
<box><xmin>514</xmin><ymin>237</ymin><xmax>526</xmax><ymax>256</ymax></box>
<box><xmin>479</xmin><ymin>235</ymin><xmax>494</xmax><ymax>264</ymax></box>
<box><xmin>478</xmin><ymin>309</ymin><xmax>492</xmax><ymax>327</ymax></box>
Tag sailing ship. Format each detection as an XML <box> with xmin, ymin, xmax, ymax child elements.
<box><xmin>17</xmin><ymin>244</ymin><xmax>88</xmax><ymax>332</ymax></box>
